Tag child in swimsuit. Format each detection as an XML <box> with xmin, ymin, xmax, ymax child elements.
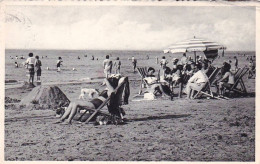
<box><xmin>57</xmin><ymin>57</ymin><xmax>62</xmax><ymax>72</ymax></box>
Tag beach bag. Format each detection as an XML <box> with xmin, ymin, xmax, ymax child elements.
<box><xmin>144</xmin><ymin>92</ymin><xmax>156</xmax><ymax>100</ymax></box>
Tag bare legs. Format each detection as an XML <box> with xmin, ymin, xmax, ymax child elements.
<box><xmin>57</xmin><ymin>101</ymin><xmax>95</xmax><ymax>124</ymax></box>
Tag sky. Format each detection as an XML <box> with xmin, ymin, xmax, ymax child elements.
<box><xmin>5</xmin><ymin>5</ymin><xmax>256</xmax><ymax>51</ymax></box>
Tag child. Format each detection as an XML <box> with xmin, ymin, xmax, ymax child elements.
<box><xmin>14</xmin><ymin>62</ymin><xmax>18</xmax><ymax>68</ymax></box>
<box><xmin>114</xmin><ymin>57</ymin><xmax>121</xmax><ymax>74</ymax></box>
<box><xmin>132</xmin><ymin>56</ymin><xmax>137</xmax><ymax>73</ymax></box>
<box><xmin>57</xmin><ymin>57</ymin><xmax>62</xmax><ymax>72</ymax></box>
<box><xmin>35</xmin><ymin>55</ymin><xmax>42</xmax><ymax>82</ymax></box>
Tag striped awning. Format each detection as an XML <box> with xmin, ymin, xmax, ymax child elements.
<box><xmin>163</xmin><ymin>38</ymin><xmax>226</xmax><ymax>54</ymax></box>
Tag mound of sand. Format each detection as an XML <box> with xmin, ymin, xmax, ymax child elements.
<box><xmin>19</xmin><ymin>85</ymin><xmax>70</xmax><ymax>110</ymax></box>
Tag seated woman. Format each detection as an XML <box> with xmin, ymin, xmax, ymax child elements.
<box><xmin>143</xmin><ymin>67</ymin><xmax>173</xmax><ymax>100</ymax></box>
<box><xmin>216</xmin><ymin>64</ymin><xmax>234</xmax><ymax>96</ymax></box>
<box><xmin>54</xmin><ymin>75</ymin><xmax>126</xmax><ymax>124</ymax></box>
<box><xmin>171</xmin><ymin>65</ymin><xmax>183</xmax><ymax>86</ymax></box>
<box><xmin>143</xmin><ymin>67</ymin><xmax>158</xmax><ymax>85</ymax></box>
<box><xmin>186</xmin><ymin>64</ymin><xmax>209</xmax><ymax>99</ymax></box>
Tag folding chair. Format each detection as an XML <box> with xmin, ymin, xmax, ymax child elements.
<box><xmin>137</xmin><ymin>67</ymin><xmax>149</xmax><ymax>94</ymax></box>
<box><xmin>136</xmin><ymin>67</ymin><xmax>160</xmax><ymax>94</ymax></box>
<box><xmin>225</xmin><ymin>67</ymin><xmax>249</xmax><ymax>95</ymax></box>
<box><xmin>192</xmin><ymin>67</ymin><xmax>226</xmax><ymax>100</ymax></box>
<box><xmin>84</xmin><ymin>77</ymin><xmax>128</xmax><ymax>123</ymax></box>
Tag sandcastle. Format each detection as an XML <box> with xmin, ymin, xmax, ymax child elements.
<box><xmin>19</xmin><ymin>85</ymin><xmax>70</xmax><ymax>110</ymax></box>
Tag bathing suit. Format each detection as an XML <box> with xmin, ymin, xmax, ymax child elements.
<box><xmin>90</xmin><ymin>90</ymin><xmax>108</xmax><ymax>109</ymax></box>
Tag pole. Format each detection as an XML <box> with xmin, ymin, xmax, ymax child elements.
<box><xmin>194</xmin><ymin>51</ymin><xmax>196</xmax><ymax>63</ymax></box>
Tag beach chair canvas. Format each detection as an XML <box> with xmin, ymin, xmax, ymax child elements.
<box><xmin>225</xmin><ymin>67</ymin><xmax>249</xmax><ymax>95</ymax></box>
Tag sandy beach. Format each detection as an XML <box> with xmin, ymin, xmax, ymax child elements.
<box><xmin>4</xmin><ymin>50</ymin><xmax>255</xmax><ymax>161</ymax></box>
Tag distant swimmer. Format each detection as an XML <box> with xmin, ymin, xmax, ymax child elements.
<box><xmin>146</xmin><ymin>55</ymin><xmax>149</xmax><ymax>60</ymax></box>
<box><xmin>20</xmin><ymin>55</ymin><xmax>24</xmax><ymax>59</ymax></box>
<box><xmin>14</xmin><ymin>62</ymin><xmax>18</xmax><ymax>68</ymax></box>
<box><xmin>15</xmin><ymin>56</ymin><xmax>18</xmax><ymax>60</ymax></box>
<box><xmin>96</xmin><ymin>58</ymin><xmax>98</xmax><ymax>60</ymax></box>
<box><xmin>92</xmin><ymin>55</ymin><xmax>94</xmax><ymax>60</ymax></box>
<box><xmin>84</xmin><ymin>55</ymin><xmax>87</xmax><ymax>57</ymax></box>
<box><xmin>57</xmin><ymin>57</ymin><xmax>63</xmax><ymax>72</ymax></box>
<box><xmin>103</xmin><ymin>55</ymin><xmax>113</xmax><ymax>78</ymax></box>
<box><xmin>78</xmin><ymin>56</ymin><xmax>80</xmax><ymax>60</ymax></box>
<box><xmin>72</xmin><ymin>68</ymin><xmax>77</xmax><ymax>71</ymax></box>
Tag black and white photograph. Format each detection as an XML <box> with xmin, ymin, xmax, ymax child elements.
<box><xmin>2</xmin><ymin>3</ymin><xmax>257</xmax><ymax>161</ymax></box>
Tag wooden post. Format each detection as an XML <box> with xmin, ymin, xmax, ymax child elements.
<box><xmin>194</xmin><ymin>51</ymin><xmax>197</xmax><ymax>63</ymax></box>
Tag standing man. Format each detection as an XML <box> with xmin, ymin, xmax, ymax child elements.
<box><xmin>132</xmin><ymin>56</ymin><xmax>137</xmax><ymax>73</ymax></box>
<box><xmin>103</xmin><ymin>55</ymin><xmax>113</xmax><ymax>78</ymax></box>
<box><xmin>180</xmin><ymin>53</ymin><xmax>187</xmax><ymax>65</ymax></box>
<box><xmin>234</xmin><ymin>56</ymin><xmax>238</xmax><ymax>71</ymax></box>
<box><xmin>26</xmin><ymin>52</ymin><xmax>36</xmax><ymax>85</ymax></box>
<box><xmin>160</xmin><ymin>56</ymin><xmax>168</xmax><ymax>69</ymax></box>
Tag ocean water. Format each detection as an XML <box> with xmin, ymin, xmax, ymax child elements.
<box><xmin>5</xmin><ymin>49</ymin><xmax>255</xmax><ymax>85</ymax></box>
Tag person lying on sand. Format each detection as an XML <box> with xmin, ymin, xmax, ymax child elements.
<box><xmin>54</xmin><ymin>76</ymin><xmax>126</xmax><ymax>125</ymax></box>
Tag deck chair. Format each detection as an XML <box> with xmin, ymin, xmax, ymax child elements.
<box><xmin>83</xmin><ymin>77</ymin><xmax>129</xmax><ymax>123</ymax></box>
<box><xmin>191</xmin><ymin>67</ymin><xmax>226</xmax><ymax>100</ymax></box>
<box><xmin>137</xmin><ymin>67</ymin><xmax>160</xmax><ymax>94</ymax></box>
<box><xmin>224</xmin><ymin>67</ymin><xmax>249</xmax><ymax>95</ymax></box>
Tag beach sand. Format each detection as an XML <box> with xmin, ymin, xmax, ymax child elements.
<box><xmin>4</xmin><ymin>50</ymin><xmax>255</xmax><ymax>161</ymax></box>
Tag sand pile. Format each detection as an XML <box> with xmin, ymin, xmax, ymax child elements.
<box><xmin>19</xmin><ymin>85</ymin><xmax>70</xmax><ymax>110</ymax></box>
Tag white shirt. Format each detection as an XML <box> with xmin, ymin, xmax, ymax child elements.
<box><xmin>188</xmin><ymin>70</ymin><xmax>208</xmax><ymax>84</ymax></box>
<box><xmin>26</xmin><ymin>57</ymin><xmax>35</xmax><ymax>65</ymax></box>
<box><xmin>103</xmin><ymin>59</ymin><xmax>112</xmax><ymax>70</ymax></box>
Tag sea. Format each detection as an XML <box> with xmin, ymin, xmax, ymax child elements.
<box><xmin>5</xmin><ymin>49</ymin><xmax>255</xmax><ymax>87</ymax></box>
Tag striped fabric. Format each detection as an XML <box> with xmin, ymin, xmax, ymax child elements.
<box><xmin>164</xmin><ymin>38</ymin><xmax>226</xmax><ymax>53</ymax></box>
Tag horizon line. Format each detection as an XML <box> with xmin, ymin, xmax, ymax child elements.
<box><xmin>5</xmin><ymin>48</ymin><xmax>255</xmax><ymax>52</ymax></box>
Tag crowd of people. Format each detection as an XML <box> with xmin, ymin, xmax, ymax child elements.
<box><xmin>140</xmin><ymin>52</ymin><xmax>255</xmax><ymax>100</ymax></box>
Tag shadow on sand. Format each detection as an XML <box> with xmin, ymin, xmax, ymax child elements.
<box><xmin>128</xmin><ymin>114</ymin><xmax>191</xmax><ymax>122</ymax></box>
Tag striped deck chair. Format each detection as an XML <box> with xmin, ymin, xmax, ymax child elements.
<box><xmin>192</xmin><ymin>67</ymin><xmax>225</xmax><ymax>100</ymax></box>
<box><xmin>225</xmin><ymin>67</ymin><xmax>249</xmax><ymax>96</ymax></box>
<box><xmin>136</xmin><ymin>67</ymin><xmax>160</xmax><ymax>94</ymax></box>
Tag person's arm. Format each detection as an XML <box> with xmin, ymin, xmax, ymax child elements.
<box><xmin>218</xmin><ymin>72</ymin><xmax>229</xmax><ymax>82</ymax></box>
<box><xmin>188</xmin><ymin>72</ymin><xmax>198</xmax><ymax>83</ymax></box>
